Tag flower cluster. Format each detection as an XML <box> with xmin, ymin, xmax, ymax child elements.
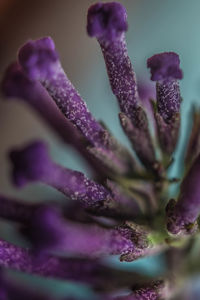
<box><xmin>1</xmin><ymin>2</ymin><xmax>200</xmax><ymax>299</ymax></box>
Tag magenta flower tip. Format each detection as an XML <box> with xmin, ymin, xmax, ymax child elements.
<box><xmin>18</xmin><ymin>37</ymin><xmax>58</xmax><ymax>81</ymax></box>
<box><xmin>147</xmin><ymin>52</ymin><xmax>183</xmax><ymax>81</ymax></box>
<box><xmin>9</xmin><ymin>141</ymin><xmax>50</xmax><ymax>187</ymax></box>
<box><xmin>87</xmin><ymin>2</ymin><xmax>128</xmax><ymax>40</ymax></box>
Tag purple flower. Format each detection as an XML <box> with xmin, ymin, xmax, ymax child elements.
<box><xmin>23</xmin><ymin>205</ymin><xmax>152</xmax><ymax>261</ymax></box>
<box><xmin>147</xmin><ymin>52</ymin><xmax>182</xmax><ymax>82</ymax></box>
<box><xmin>0</xmin><ymin>238</ymin><xmax>151</xmax><ymax>292</ymax></box>
<box><xmin>0</xmin><ymin>1</ymin><xmax>198</xmax><ymax>299</ymax></box>
<box><xmin>17</xmin><ymin>37</ymin><xmax>106</xmax><ymax>148</ymax></box>
<box><xmin>147</xmin><ymin>52</ymin><xmax>183</xmax><ymax>155</ymax></box>
<box><xmin>87</xmin><ymin>2</ymin><xmax>128</xmax><ymax>40</ymax></box>
<box><xmin>9</xmin><ymin>140</ymin><xmax>115</xmax><ymax>211</ymax></box>
<box><xmin>87</xmin><ymin>2</ymin><xmax>137</xmax><ymax>116</ymax></box>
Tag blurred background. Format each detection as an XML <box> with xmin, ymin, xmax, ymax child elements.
<box><xmin>1</xmin><ymin>0</ymin><xmax>200</xmax><ymax>298</ymax></box>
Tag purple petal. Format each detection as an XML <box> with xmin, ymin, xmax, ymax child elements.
<box><xmin>88</xmin><ymin>3</ymin><xmax>138</xmax><ymax>121</ymax></box>
<box><xmin>87</xmin><ymin>2</ymin><xmax>128</xmax><ymax>40</ymax></box>
<box><xmin>147</xmin><ymin>52</ymin><xmax>183</xmax><ymax>82</ymax></box>
<box><xmin>147</xmin><ymin>52</ymin><xmax>182</xmax><ymax>155</ymax></box>
<box><xmin>18</xmin><ymin>37</ymin><xmax>58</xmax><ymax>81</ymax></box>
<box><xmin>147</xmin><ymin>52</ymin><xmax>182</xmax><ymax>121</ymax></box>
<box><xmin>9</xmin><ymin>140</ymin><xmax>114</xmax><ymax>210</ymax></box>
<box><xmin>25</xmin><ymin>205</ymin><xmax>143</xmax><ymax>258</ymax></box>
<box><xmin>0</xmin><ymin>239</ymin><xmax>147</xmax><ymax>290</ymax></box>
<box><xmin>18</xmin><ymin>37</ymin><xmax>105</xmax><ymax>148</ymax></box>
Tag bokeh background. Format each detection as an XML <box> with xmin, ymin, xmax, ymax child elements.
<box><xmin>1</xmin><ymin>0</ymin><xmax>200</xmax><ymax>298</ymax></box>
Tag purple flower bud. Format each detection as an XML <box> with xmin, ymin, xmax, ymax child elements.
<box><xmin>0</xmin><ymin>239</ymin><xmax>147</xmax><ymax>291</ymax></box>
<box><xmin>147</xmin><ymin>52</ymin><xmax>182</xmax><ymax>124</ymax></box>
<box><xmin>87</xmin><ymin>3</ymin><xmax>156</xmax><ymax>170</ymax></box>
<box><xmin>87</xmin><ymin>2</ymin><xmax>128</xmax><ymax>40</ymax></box>
<box><xmin>0</xmin><ymin>239</ymin><xmax>81</xmax><ymax>280</ymax></box>
<box><xmin>166</xmin><ymin>154</ymin><xmax>200</xmax><ymax>235</ymax></box>
<box><xmin>25</xmin><ymin>205</ymin><xmax>148</xmax><ymax>259</ymax></box>
<box><xmin>18</xmin><ymin>37</ymin><xmax>105</xmax><ymax>148</ymax></box>
<box><xmin>147</xmin><ymin>52</ymin><xmax>183</xmax><ymax>155</ymax></box>
<box><xmin>9</xmin><ymin>140</ymin><xmax>114</xmax><ymax>210</ymax></box>
<box><xmin>87</xmin><ymin>2</ymin><xmax>138</xmax><ymax>120</ymax></box>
